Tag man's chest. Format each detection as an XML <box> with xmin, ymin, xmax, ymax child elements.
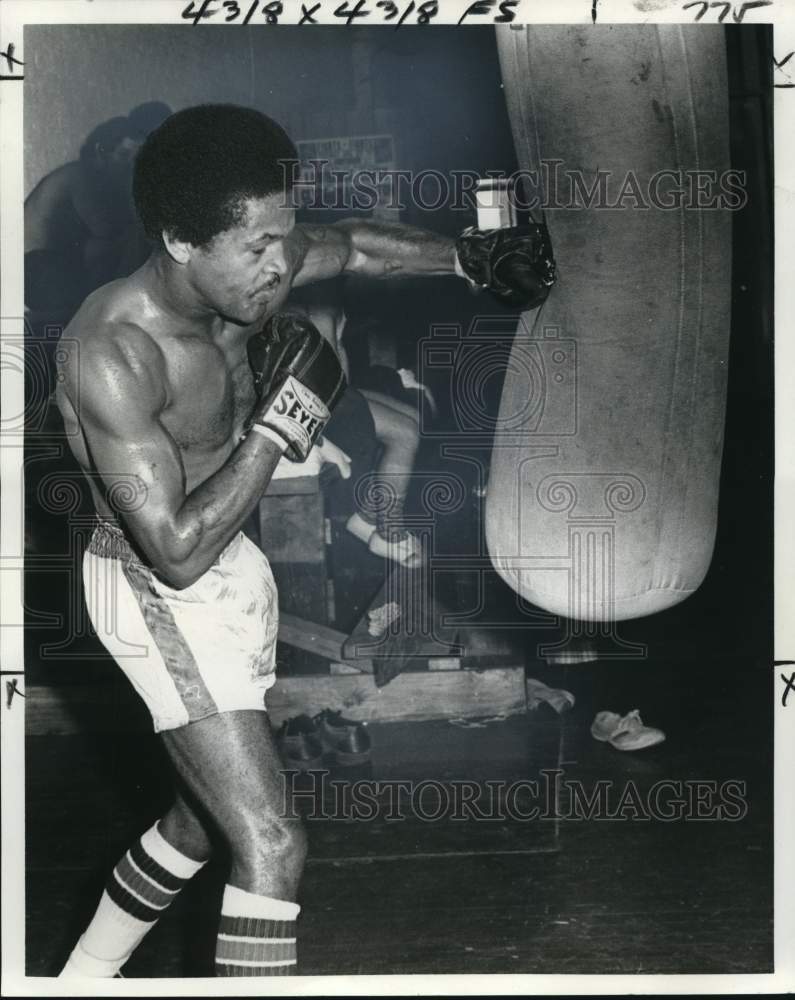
<box><xmin>159</xmin><ymin>337</ymin><xmax>256</xmax><ymax>452</ymax></box>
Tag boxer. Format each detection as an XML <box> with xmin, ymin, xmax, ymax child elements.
<box><xmin>55</xmin><ymin>103</ymin><xmax>555</xmax><ymax>978</ymax></box>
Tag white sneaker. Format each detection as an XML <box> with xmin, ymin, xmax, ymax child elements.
<box><xmin>590</xmin><ymin>709</ymin><xmax>665</xmax><ymax>751</ymax></box>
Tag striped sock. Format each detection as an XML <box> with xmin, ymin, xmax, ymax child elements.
<box><xmin>215</xmin><ymin>884</ymin><xmax>300</xmax><ymax>976</ymax></box>
<box><xmin>60</xmin><ymin>821</ymin><xmax>206</xmax><ymax>978</ymax></box>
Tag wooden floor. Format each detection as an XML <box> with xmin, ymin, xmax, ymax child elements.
<box><xmin>25</xmin><ymin>659</ymin><xmax>772</xmax><ymax>978</ymax></box>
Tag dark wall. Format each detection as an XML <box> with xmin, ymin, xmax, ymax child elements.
<box><xmin>25</xmin><ymin>25</ymin><xmax>514</xmax><ymax>202</ymax></box>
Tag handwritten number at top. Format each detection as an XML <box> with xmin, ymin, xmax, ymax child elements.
<box><xmin>181</xmin><ymin>0</ymin><xmax>439</xmax><ymax>24</ymax></box>
<box><xmin>682</xmin><ymin>0</ymin><xmax>772</xmax><ymax>22</ymax></box>
<box><xmin>333</xmin><ymin>0</ymin><xmax>369</xmax><ymax>23</ymax></box>
<box><xmin>181</xmin><ymin>0</ymin><xmax>281</xmax><ymax>22</ymax></box>
<box><xmin>182</xmin><ymin>0</ymin><xmax>215</xmax><ymax>23</ymax></box>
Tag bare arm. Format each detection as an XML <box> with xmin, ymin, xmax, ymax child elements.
<box><xmin>68</xmin><ymin>325</ymin><xmax>284</xmax><ymax>589</ymax></box>
<box><xmin>25</xmin><ymin>168</ymin><xmax>72</xmax><ymax>252</ymax></box>
<box><xmin>290</xmin><ymin>219</ymin><xmax>458</xmax><ymax>287</ymax></box>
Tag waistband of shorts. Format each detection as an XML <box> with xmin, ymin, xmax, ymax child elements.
<box><xmin>87</xmin><ymin>519</ymin><xmax>249</xmax><ymax>568</ymax></box>
<box><xmin>86</xmin><ymin>519</ymin><xmax>143</xmax><ymax>564</ymax></box>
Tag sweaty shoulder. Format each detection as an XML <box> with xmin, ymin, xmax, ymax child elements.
<box><xmin>60</xmin><ymin>287</ymin><xmax>168</xmax><ymax>419</ymax></box>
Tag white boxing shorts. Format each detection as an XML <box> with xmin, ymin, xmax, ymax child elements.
<box><xmin>83</xmin><ymin>520</ymin><xmax>279</xmax><ymax>732</ymax></box>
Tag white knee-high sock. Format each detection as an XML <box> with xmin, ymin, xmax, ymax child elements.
<box><xmin>60</xmin><ymin>821</ymin><xmax>206</xmax><ymax>978</ymax></box>
<box><xmin>215</xmin><ymin>884</ymin><xmax>300</xmax><ymax>976</ymax></box>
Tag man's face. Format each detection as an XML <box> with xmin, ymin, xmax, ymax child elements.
<box><xmin>102</xmin><ymin>136</ymin><xmax>142</xmax><ymax>179</ymax></box>
<box><xmin>187</xmin><ymin>194</ymin><xmax>296</xmax><ymax>326</ymax></box>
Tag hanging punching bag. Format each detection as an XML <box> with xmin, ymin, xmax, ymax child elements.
<box><xmin>486</xmin><ymin>26</ymin><xmax>732</xmax><ymax>622</ymax></box>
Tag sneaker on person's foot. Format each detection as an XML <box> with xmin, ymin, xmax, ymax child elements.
<box><xmin>590</xmin><ymin>709</ymin><xmax>665</xmax><ymax>751</ymax></box>
<box><xmin>368</xmin><ymin>528</ymin><xmax>424</xmax><ymax>568</ymax></box>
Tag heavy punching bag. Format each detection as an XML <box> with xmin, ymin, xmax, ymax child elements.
<box><xmin>486</xmin><ymin>26</ymin><xmax>732</xmax><ymax>622</ymax></box>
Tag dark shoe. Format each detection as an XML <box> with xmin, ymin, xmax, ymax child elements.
<box><xmin>313</xmin><ymin>709</ymin><xmax>371</xmax><ymax>765</ymax></box>
<box><xmin>277</xmin><ymin>715</ymin><xmax>324</xmax><ymax>770</ymax></box>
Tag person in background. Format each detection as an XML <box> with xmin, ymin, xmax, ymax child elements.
<box><xmin>25</xmin><ymin>103</ymin><xmax>174</xmax><ymax>320</ymax></box>
<box><xmin>25</xmin><ymin>116</ymin><xmax>143</xmax><ymax>317</ymax></box>
<box><xmin>288</xmin><ymin>286</ymin><xmax>431</xmax><ymax>568</ymax></box>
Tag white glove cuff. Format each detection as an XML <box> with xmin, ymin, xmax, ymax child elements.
<box><xmin>251</xmin><ymin>423</ymin><xmax>289</xmax><ymax>452</ymax></box>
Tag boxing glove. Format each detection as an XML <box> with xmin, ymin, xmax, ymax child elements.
<box><xmin>455</xmin><ymin>223</ymin><xmax>557</xmax><ymax>309</ymax></box>
<box><xmin>248</xmin><ymin>312</ymin><xmax>347</xmax><ymax>461</ymax></box>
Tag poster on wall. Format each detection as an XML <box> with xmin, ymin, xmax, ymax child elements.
<box><xmin>0</xmin><ymin>0</ymin><xmax>792</xmax><ymax>996</ymax></box>
<box><xmin>296</xmin><ymin>134</ymin><xmax>401</xmax><ymax>220</ymax></box>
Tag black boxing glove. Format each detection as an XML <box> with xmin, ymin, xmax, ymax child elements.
<box><xmin>248</xmin><ymin>312</ymin><xmax>347</xmax><ymax>461</ymax></box>
<box><xmin>455</xmin><ymin>223</ymin><xmax>557</xmax><ymax>310</ymax></box>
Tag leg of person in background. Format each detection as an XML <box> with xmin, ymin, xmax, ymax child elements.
<box><xmin>161</xmin><ymin>711</ymin><xmax>306</xmax><ymax>977</ymax></box>
<box><xmin>60</xmin><ymin>792</ymin><xmax>212</xmax><ymax>978</ymax></box>
<box><xmin>346</xmin><ymin>389</ymin><xmax>423</xmax><ymax>568</ymax></box>
<box><xmin>320</xmin><ymin>387</ymin><xmax>378</xmax><ymax>529</ymax></box>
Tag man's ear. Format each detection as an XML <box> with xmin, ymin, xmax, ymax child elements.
<box><xmin>162</xmin><ymin>231</ymin><xmax>193</xmax><ymax>265</ymax></box>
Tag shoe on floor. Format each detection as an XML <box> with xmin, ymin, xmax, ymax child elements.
<box><xmin>590</xmin><ymin>710</ymin><xmax>621</xmax><ymax>741</ymax></box>
<box><xmin>313</xmin><ymin>709</ymin><xmax>371</xmax><ymax>765</ymax></box>
<box><xmin>590</xmin><ymin>709</ymin><xmax>665</xmax><ymax>751</ymax></box>
<box><xmin>277</xmin><ymin>714</ymin><xmax>325</xmax><ymax>770</ymax></box>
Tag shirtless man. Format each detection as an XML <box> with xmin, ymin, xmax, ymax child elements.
<box><xmin>55</xmin><ymin>103</ymin><xmax>554</xmax><ymax>978</ymax></box>
<box><xmin>25</xmin><ymin>116</ymin><xmax>144</xmax><ymax>317</ymax></box>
